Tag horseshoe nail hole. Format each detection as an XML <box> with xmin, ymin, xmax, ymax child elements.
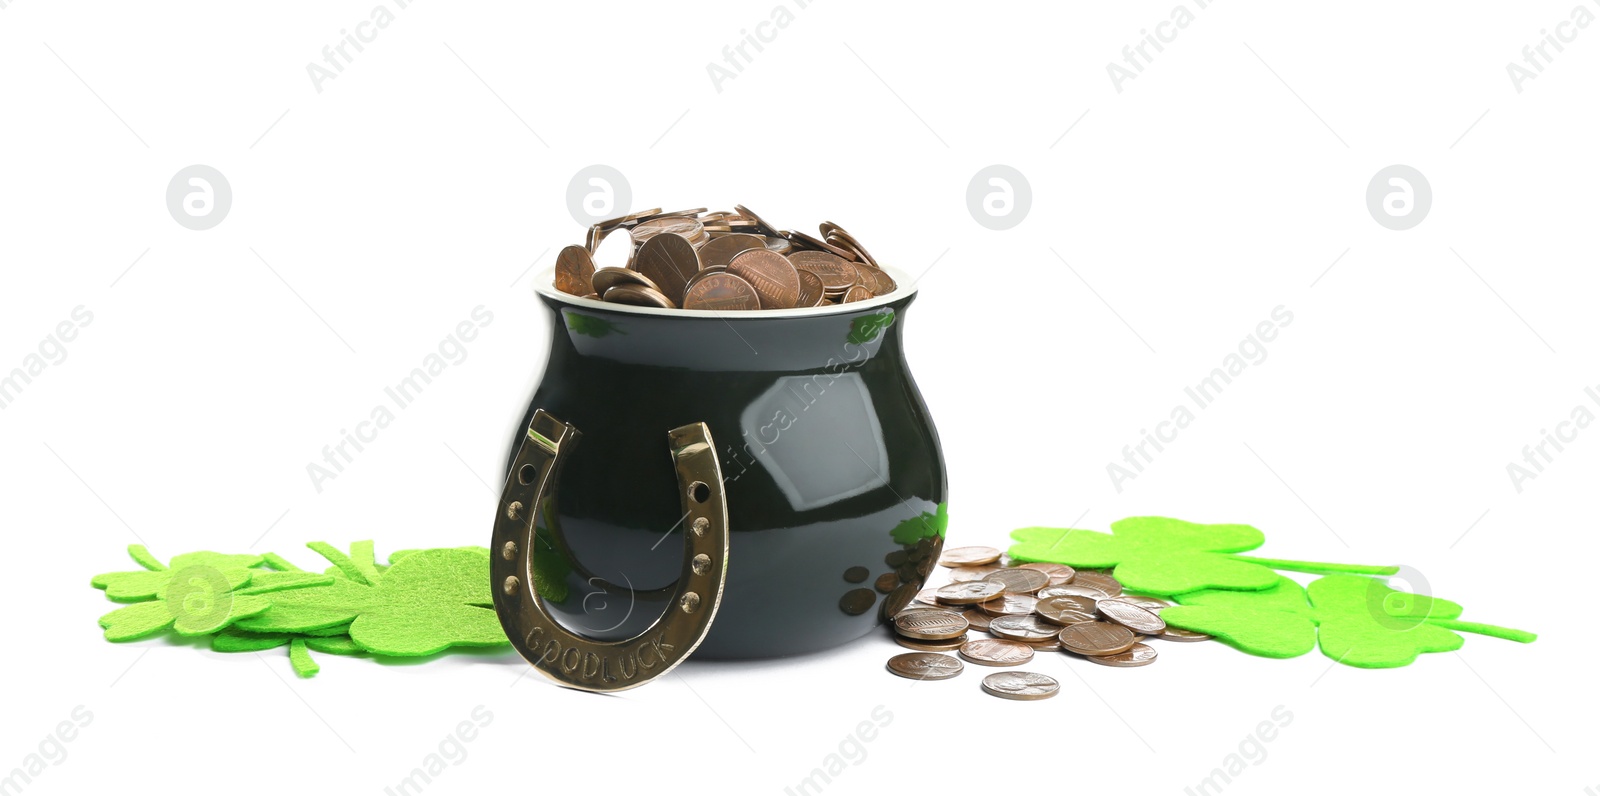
<box><xmin>506</xmin><ymin>501</ymin><xmax>523</xmax><ymax>520</ymax></box>
<box><xmin>691</xmin><ymin>516</ymin><xmax>710</xmax><ymax>537</ymax></box>
<box><xmin>518</xmin><ymin>464</ymin><xmax>536</xmax><ymax>486</ymax></box>
<box><xmin>680</xmin><ymin>592</ymin><xmax>701</xmax><ymax>613</ymax></box>
<box><xmin>501</xmin><ymin>541</ymin><xmax>518</xmax><ymax>561</ymax></box>
<box><xmin>692</xmin><ymin>553</ymin><xmax>711</xmax><ymax>576</ymax></box>
<box><xmin>689</xmin><ymin>481</ymin><xmax>710</xmax><ymax>503</ymax></box>
<box><xmin>502</xmin><ymin>575</ymin><xmax>520</xmax><ymax>595</ymax></box>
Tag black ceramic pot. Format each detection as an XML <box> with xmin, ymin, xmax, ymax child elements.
<box><xmin>503</xmin><ymin>266</ymin><xmax>945</xmax><ymax>659</ymax></box>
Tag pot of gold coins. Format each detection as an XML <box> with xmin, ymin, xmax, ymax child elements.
<box><xmin>490</xmin><ymin>205</ymin><xmax>946</xmax><ymax>691</ymax></box>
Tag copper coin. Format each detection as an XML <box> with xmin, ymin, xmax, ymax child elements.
<box><xmin>781</xmin><ymin>228</ymin><xmax>858</xmax><ymax>261</ymax></box>
<box><xmin>1103</xmin><ymin>595</ymin><xmax>1171</xmax><ymax>612</ymax></box>
<box><xmin>584</xmin><ymin>224</ymin><xmax>603</xmax><ymax>253</ymax></box>
<box><xmin>596</xmin><ymin>207</ymin><xmax>662</xmax><ymax>231</ymax></box>
<box><xmin>796</xmin><ymin>269</ymin><xmax>826</xmax><ymax>307</ymax></box>
<box><xmin>631</xmin><ymin>207</ymin><xmax>707</xmax><ymax>225</ymax></box>
<box><xmin>984</xmin><ymin>568</ymin><xmax>1049</xmax><ymax>595</ymax></box>
<box><xmin>696</xmin><ymin>233</ymin><xmax>765</xmax><ymax>269</ymax></box>
<box><xmin>554</xmin><ymin>245</ymin><xmax>597</xmax><ymax>296</ymax></box>
<box><xmin>732</xmin><ymin>204</ymin><xmax>781</xmax><ymax>237</ymax></box>
<box><xmin>602</xmin><ymin>285</ymin><xmax>675</xmax><ymax>308</ymax></box>
<box><xmin>1038</xmin><ymin>583</ymin><xmax>1113</xmax><ymax>600</ymax></box>
<box><xmin>959</xmin><ymin>638</ymin><xmax>1035</xmax><ymax>667</ymax></box>
<box><xmin>934</xmin><ymin>581</ymin><xmax>1005</xmax><ymax>605</ymax></box>
<box><xmin>727</xmin><ymin>249</ymin><xmax>801</xmax><ymax>309</ymax></box>
<box><xmin>980</xmin><ymin>671</ymin><xmax>1059</xmax><ymax>701</ymax></box>
<box><xmin>881</xmin><ymin>583</ymin><xmax>917</xmax><ymax>620</ymax></box>
<box><xmin>838</xmin><ymin>588</ymin><xmax>875</xmax><ymax>616</ymax></box>
<box><xmin>1073</xmin><ymin>571</ymin><xmax>1124</xmax><ymax>597</ymax></box>
<box><xmin>1082</xmin><ymin>642</ymin><xmax>1158</xmax><ymax>668</ymax></box>
<box><xmin>894</xmin><ymin>633</ymin><xmax>967</xmax><ymax>652</ymax></box>
<box><xmin>893</xmin><ymin>609</ymin><xmax>968</xmax><ymax>640</ymax></box>
<box><xmin>634</xmin><ymin>233</ymin><xmax>699</xmax><ymax>304</ymax></box>
<box><xmin>977</xmin><ymin>593</ymin><xmax>1039</xmax><ymax>617</ymax></box>
<box><xmin>824</xmin><ymin>226</ymin><xmax>879</xmax><ymax>268</ymax></box>
<box><xmin>914</xmin><ymin>588</ymin><xmax>944</xmax><ymax>605</ymax></box>
<box><xmin>873</xmin><ymin>572</ymin><xmax>899</xmax><ymax>593</ymax></box>
<box><xmin>1058</xmin><ymin>621</ymin><xmax>1137</xmax><ymax>656</ymax></box>
<box><xmin>1097</xmin><ymin>599</ymin><xmax>1166</xmax><ymax>634</ymax></box>
<box><xmin>949</xmin><ymin>565</ymin><xmax>1004</xmax><ymax>583</ymax></box>
<box><xmin>680</xmin><ymin>271</ymin><xmax>760</xmax><ymax>312</ymax></box>
<box><xmin>1015</xmin><ymin>562</ymin><xmax>1077</xmax><ymax>586</ymax></box>
<box><xmin>854</xmin><ymin>264</ymin><xmax>898</xmax><ymax>296</ymax></box>
<box><xmin>1027</xmin><ymin>638</ymin><xmax>1063</xmax><ymax>651</ymax></box>
<box><xmin>762</xmin><ymin>236</ymin><xmax>792</xmax><ymax>255</ymax></box>
<box><xmin>788</xmin><ymin>250</ymin><xmax>860</xmax><ymax>293</ymax></box>
<box><xmin>893</xmin><ymin>606</ymin><xmax>951</xmax><ymax>622</ymax></box>
<box><xmin>886</xmin><ymin>652</ymin><xmax>963</xmax><ymax>680</ymax></box>
<box><xmin>592</xmin><ymin>267</ymin><xmax>661</xmax><ymax>296</ymax></box>
<box><xmin>939</xmin><ymin>546</ymin><xmax>1002</xmax><ymax>567</ymax></box>
<box><xmin>842</xmin><ymin>285</ymin><xmax>874</xmax><ymax>303</ymax></box>
<box><xmin>962</xmin><ymin>610</ymin><xmax>993</xmax><ymax>632</ymax></box>
<box><xmin>1156</xmin><ymin>627</ymin><xmax>1212</xmax><ymax>642</ymax></box>
<box><xmin>629</xmin><ymin>216</ymin><xmax>703</xmax><ymax>245</ymax></box>
<box><xmin>1036</xmin><ymin>595</ymin><xmax>1100</xmax><ymax>626</ymax></box>
<box><xmin>987</xmin><ymin>615</ymin><xmax>1061</xmax><ymax>643</ymax></box>
<box><xmin>825</xmin><ymin>234</ymin><xmax>874</xmax><ymax>267</ymax></box>
<box><xmin>843</xmin><ymin>566</ymin><xmax>869</xmax><ymax>583</ymax></box>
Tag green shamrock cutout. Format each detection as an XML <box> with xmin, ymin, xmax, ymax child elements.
<box><xmin>1164</xmin><ymin>574</ymin><xmax>1537</xmax><ymax>668</ymax></box>
<box><xmin>234</xmin><ymin>545</ymin><xmax>506</xmax><ymax>656</ymax></box>
<box><xmin>1009</xmin><ymin>516</ymin><xmax>1399</xmax><ymax>595</ymax></box>
<box><xmin>98</xmin><ymin>568</ymin><xmax>331</xmax><ymax>641</ymax></box>
<box><xmin>213</xmin><ymin>628</ymin><xmax>365</xmax><ymax>677</ymax></box>
<box><xmin>1160</xmin><ymin>577</ymin><xmax>1318</xmax><ymax>658</ymax></box>
<box><xmin>91</xmin><ymin>545</ymin><xmax>264</xmax><ymax>602</ymax></box>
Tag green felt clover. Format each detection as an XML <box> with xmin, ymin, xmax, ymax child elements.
<box><xmin>98</xmin><ymin>568</ymin><xmax>334</xmax><ymax>642</ymax></box>
<box><xmin>91</xmin><ymin>545</ymin><xmax>265</xmax><ymax>602</ymax></box>
<box><xmin>1305</xmin><ymin>575</ymin><xmax>1535</xmax><ymax>668</ymax></box>
<box><xmin>1165</xmin><ymin>574</ymin><xmax>1537</xmax><ymax>668</ymax></box>
<box><xmin>235</xmin><ymin>545</ymin><xmax>506</xmax><ymax>656</ymax></box>
<box><xmin>1009</xmin><ymin>516</ymin><xmax>1399</xmax><ymax>595</ymax></box>
<box><xmin>1161</xmin><ymin>577</ymin><xmax>1318</xmax><ymax>658</ymax></box>
<box><xmin>212</xmin><ymin>626</ymin><xmax>364</xmax><ymax>678</ymax></box>
<box><xmin>99</xmin><ymin>567</ymin><xmax>264</xmax><ymax>640</ymax></box>
<box><xmin>212</xmin><ymin>628</ymin><xmax>297</xmax><ymax>653</ymax></box>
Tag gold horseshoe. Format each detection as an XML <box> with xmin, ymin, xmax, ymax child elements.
<box><xmin>490</xmin><ymin>410</ymin><xmax>729</xmax><ymax>692</ymax></box>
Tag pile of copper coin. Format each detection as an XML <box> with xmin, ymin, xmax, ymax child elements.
<box><xmin>552</xmin><ymin>205</ymin><xmax>898</xmax><ymax>310</ymax></box>
<box><xmin>885</xmin><ymin>546</ymin><xmax>1211</xmax><ymax>700</ymax></box>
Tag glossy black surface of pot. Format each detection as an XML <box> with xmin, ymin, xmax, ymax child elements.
<box><xmin>504</xmin><ymin>284</ymin><xmax>946</xmax><ymax>659</ymax></box>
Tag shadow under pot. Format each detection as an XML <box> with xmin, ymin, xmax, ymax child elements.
<box><xmin>495</xmin><ymin>264</ymin><xmax>946</xmax><ymax>661</ymax></box>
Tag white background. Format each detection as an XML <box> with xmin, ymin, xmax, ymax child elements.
<box><xmin>2</xmin><ymin>1</ymin><xmax>1595</xmax><ymax>793</ymax></box>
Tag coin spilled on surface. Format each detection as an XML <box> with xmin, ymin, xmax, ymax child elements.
<box><xmin>885</xmin><ymin>545</ymin><xmax>1206</xmax><ymax>699</ymax></box>
<box><xmin>553</xmin><ymin>205</ymin><xmax>897</xmax><ymax>310</ymax></box>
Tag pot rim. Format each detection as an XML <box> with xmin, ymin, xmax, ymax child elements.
<box><xmin>533</xmin><ymin>263</ymin><xmax>916</xmax><ymax>319</ymax></box>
